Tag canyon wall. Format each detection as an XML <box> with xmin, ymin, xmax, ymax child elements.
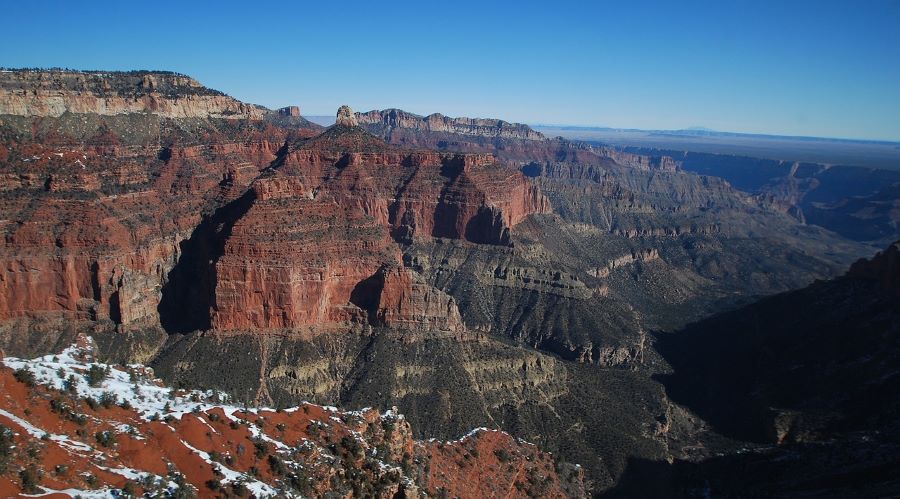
<box><xmin>208</xmin><ymin>120</ymin><xmax>551</xmax><ymax>332</ymax></box>
<box><xmin>0</xmin><ymin>70</ymin><xmax>268</xmax><ymax>119</ymax></box>
<box><xmin>357</xmin><ymin>108</ymin><xmax>545</xmax><ymax>140</ymax></box>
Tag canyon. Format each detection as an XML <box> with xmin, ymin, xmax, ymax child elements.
<box><xmin>0</xmin><ymin>69</ymin><xmax>893</xmax><ymax>497</ymax></box>
<box><xmin>621</xmin><ymin>146</ymin><xmax>900</xmax><ymax>245</ymax></box>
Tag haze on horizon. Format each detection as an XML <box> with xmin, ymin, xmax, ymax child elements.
<box><xmin>1</xmin><ymin>0</ymin><xmax>898</xmax><ymax>141</ymax></box>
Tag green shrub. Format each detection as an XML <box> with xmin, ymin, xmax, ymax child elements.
<box><xmin>122</xmin><ymin>480</ymin><xmax>137</xmax><ymax>497</ymax></box>
<box><xmin>19</xmin><ymin>467</ymin><xmax>40</xmax><ymax>494</ymax></box>
<box><xmin>99</xmin><ymin>391</ymin><xmax>118</xmax><ymax>409</ymax></box>
<box><xmin>13</xmin><ymin>368</ymin><xmax>35</xmax><ymax>387</ymax></box>
<box><xmin>63</xmin><ymin>375</ymin><xmax>78</xmax><ymax>393</ymax></box>
<box><xmin>86</xmin><ymin>365</ymin><xmax>109</xmax><ymax>387</ymax></box>
<box><xmin>339</xmin><ymin>435</ymin><xmax>364</xmax><ymax>460</ymax></box>
<box><xmin>253</xmin><ymin>439</ymin><xmax>269</xmax><ymax>459</ymax></box>
<box><xmin>95</xmin><ymin>430</ymin><xmax>117</xmax><ymax>448</ymax></box>
<box><xmin>268</xmin><ymin>454</ymin><xmax>287</xmax><ymax>476</ymax></box>
<box><xmin>0</xmin><ymin>425</ymin><xmax>13</xmax><ymax>473</ymax></box>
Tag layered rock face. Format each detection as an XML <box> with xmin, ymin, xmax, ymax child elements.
<box><xmin>0</xmin><ymin>70</ymin><xmax>321</xmax><ymax>335</ymax></box>
<box><xmin>0</xmin><ymin>81</ymin><xmax>550</xmax><ymax>336</ymax></box>
<box><xmin>278</xmin><ymin>105</ymin><xmax>300</xmax><ymax>117</ymax></box>
<box><xmin>626</xmin><ymin>148</ymin><xmax>900</xmax><ymax>244</ymax></box>
<box><xmin>0</xmin><ymin>70</ymin><xmax>267</xmax><ymax>119</ymax></box>
<box><xmin>357</xmin><ymin>107</ymin><xmax>679</xmax><ymax>172</ymax></box>
<box><xmin>209</xmin><ymin>108</ymin><xmax>550</xmax><ymax>332</ymax></box>
<box><xmin>368</xmin><ymin>265</ymin><xmax>466</xmax><ymax>332</ymax></box>
<box><xmin>0</xmin><ymin>136</ymin><xmax>296</xmax><ymax>333</ymax></box>
<box><xmin>357</xmin><ymin>108</ymin><xmax>545</xmax><ymax>140</ymax></box>
<box><xmin>209</xmin><ymin>179</ymin><xmax>400</xmax><ymax>331</ymax></box>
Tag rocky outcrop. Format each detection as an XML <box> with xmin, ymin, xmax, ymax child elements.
<box><xmin>847</xmin><ymin>240</ymin><xmax>900</xmax><ymax>294</ymax></box>
<box><xmin>0</xmin><ymin>70</ymin><xmax>267</xmax><ymax>119</ymax></box>
<box><xmin>0</xmin><ymin>339</ymin><xmax>586</xmax><ymax>498</ymax></box>
<box><xmin>599</xmin><ymin>148</ymin><xmax>679</xmax><ymax>172</ymax></box>
<box><xmin>0</xmin><ymin>136</ymin><xmax>290</xmax><ymax>331</ymax></box>
<box><xmin>368</xmin><ymin>266</ymin><xmax>465</xmax><ymax>332</ymax></box>
<box><xmin>587</xmin><ymin>248</ymin><xmax>660</xmax><ymax>278</ymax></box>
<box><xmin>335</xmin><ymin>104</ymin><xmax>359</xmax><ymax>127</ymax></box>
<box><xmin>357</xmin><ymin>108</ymin><xmax>680</xmax><ymax>174</ymax></box>
<box><xmin>277</xmin><ymin>105</ymin><xmax>300</xmax><ymax>117</ymax></box>
<box><xmin>357</xmin><ymin>108</ymin><xmax>545</xmax><ymax>140</ymax></box>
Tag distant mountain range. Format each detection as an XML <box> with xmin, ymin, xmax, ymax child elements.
<box><xmin>309</xmin><ymin>116</ymin><xmax>899</xmax><ymax>146</ymax></box>
<box><xmin>531</xmin><ymin>124</ymin><xmax>900</xmax><ymax>146</ymax></box>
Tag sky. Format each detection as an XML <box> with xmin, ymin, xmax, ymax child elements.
<box><xmin>1</xmin><ymin>1</ymin><xmax>899</xmax><ymax>141</ymax></box>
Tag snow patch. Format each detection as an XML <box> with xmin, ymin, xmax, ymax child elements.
<box><xmin>0</xmin><ymin>408</ymin><xmax>94</xmax><ymax>453</ymax></box>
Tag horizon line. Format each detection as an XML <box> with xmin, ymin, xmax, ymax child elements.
<box><xmin>4</xmin><ymin>66</ymin><xmax>897</xmax><ymax>145</ymax></box>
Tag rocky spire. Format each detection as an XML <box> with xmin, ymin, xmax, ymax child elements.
<box><xmin>335</xmin><ymin>105</ymin><xmax>359</xmax><ymax>127</ymax></box>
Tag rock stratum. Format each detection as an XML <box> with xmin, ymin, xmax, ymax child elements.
<box><xmin>0</xmin><ymin>70</ymin><xmax>272</xmax><ymax>120</ymax></box>
<box><xmin>0</xmin><ymin>68</ymin><xmax>888</xmax><ymax>496</ymax></box>
<box><xmin>624</xmin><ymin>146</ymin><xmax>900</xmax><ymax>245</ymax></box>
<box><xmin>356</xmin><ymin>108</ymin><xmax>546</xmax><ymax>141</ymax></box>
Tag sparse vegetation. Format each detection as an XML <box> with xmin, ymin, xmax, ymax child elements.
<box><xmin>19</xmin><ymin>467</ymin><xmax>40</xmax><ymax>494</ymax></box>
<box><xmin>99</xmin><ymin>391</ymin><xmax>118</xmax><ymax>408</ymax></box>
<box><xmin>0</xmin><ymin>425</ymin><xmax>13</xmax><ymax>473</ymax></box>
<box><xmin>494</xmin><ymin>448</ymin><xmax>512</xmax><ymax>463</ymax></box>
<box><xmin>253</xmin><ymin>438</ymin><xmax>269</xmax><ymax>459</ymax></box>
<box><xmin>86</xmin><ymin>364</ymin><xmax>109</xmax><ymax>387</ymax></box>
<box><xmin>122</xmin><ymin>480</ymin><xmax>137</xmax><ymax>497</ymax></box>
<box><xmin>95</xmin><ymin>430</ymin><xmax>117</xmax><ymax>448</ymax></box>
<box><xmin>231</xmin><ymin>481</ymin><xmax>249</xmax><ymax>497</ymax></box>
<box><xmin>13</xmin><ymin>367</ymin><xmax>35</xmax><ymax>387</ymax></box>
<box><xmin>339</xmin><ymin>435</ymin><xmax>365</xmax><ymax>460</ymax></box>
<box><xmin>63</xmin><ymin>374</ymin><xmax>78</xmax><ymax>393</ymax></box>
<box><xmin>268</xmin><ymin>454</ymin><xmax>287</xmax><ymax>476</ymax></box>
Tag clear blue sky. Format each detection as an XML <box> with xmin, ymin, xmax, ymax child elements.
<box><xmin>2</xmin><ymin>1</ymin><xmax>899</xmax><ymax>140</ymax></box>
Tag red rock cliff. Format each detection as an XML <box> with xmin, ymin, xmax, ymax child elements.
<box><xmin>209</xmin><ymin>108</ymin><xmax>550</xmax><ymax>332</ymax></box>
